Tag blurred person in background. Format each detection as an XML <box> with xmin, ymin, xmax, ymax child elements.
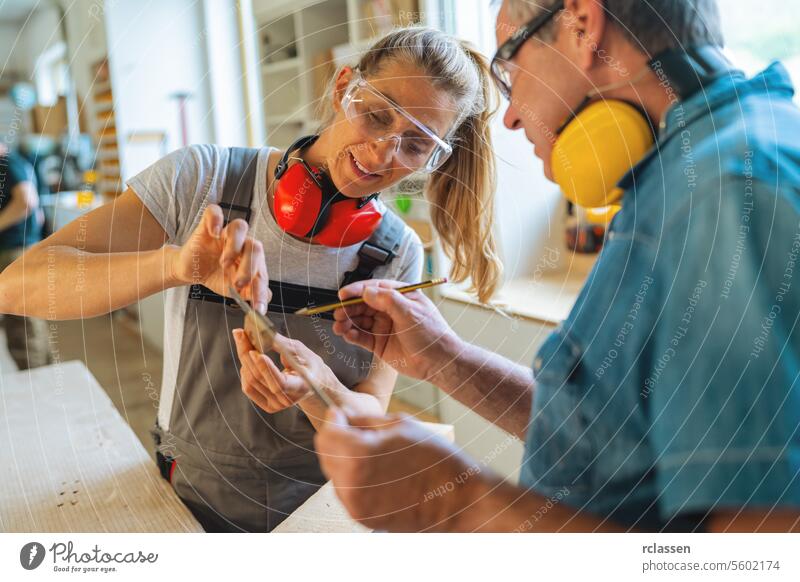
<box><xmin>0</xmin><ymin>142</ymin><xmax>50</xmax><ymax>370</ymax></box>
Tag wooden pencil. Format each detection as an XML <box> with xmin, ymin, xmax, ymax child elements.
<box><xmin>294</xmin><ymin>278</ymin><xmax>448</xmax><ymax>316</ymax></box>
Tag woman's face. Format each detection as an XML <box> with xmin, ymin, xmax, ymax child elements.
<box><xmin>320</xmin><ymin>61</ymin><xmax>459</xmax><ymax>198</ymax></box>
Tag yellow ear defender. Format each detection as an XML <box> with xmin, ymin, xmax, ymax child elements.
<box><xmin>548</xmin><ymin>45</ymin><xmax>737</xmax><ymax>220</ymax></box>
<box><xmin>551</xmin><ymin>100</ymin><xmax>655</xmax><ymax>210</ymax></box>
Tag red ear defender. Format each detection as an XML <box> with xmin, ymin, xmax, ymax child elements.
<box><xmin>312</xmin><ymin>196</ymin><xmax>383</xmax><ymax>247</ymax></box>
<box><xmin>273</xmin><ymin>147</ymin><xmax>383</xmax><ymax>247</ymax></box>
<box><xmin>273</xmin><ymin>161</ymin><xmax>325</xmax><ymax>237</ymax></box>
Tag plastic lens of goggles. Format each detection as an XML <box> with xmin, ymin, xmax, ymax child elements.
<box><xmin>491</xmin><ymin>59</ymin><xmax>513</xmax><ymax>100</ymax></box>
<box><xmin>343</xmin><ymin>79</ymin><xmax>452</xmax><ymax>173</ymax></box>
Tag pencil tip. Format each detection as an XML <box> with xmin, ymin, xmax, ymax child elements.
<box><xmin>295</xmin><ymin>308</ymin><xmax>308</xmax><ymax>316</ymax></box>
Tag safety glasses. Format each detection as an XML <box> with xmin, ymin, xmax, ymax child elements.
<box><xmin>491</xmin><ymin>0</ymin><xmax>564</xmax><ymax>100</ymax></box>
<box><xmin>341</xmin><ymin>71</ymin><xmax>453</xmax><ymax>173</ymax></box>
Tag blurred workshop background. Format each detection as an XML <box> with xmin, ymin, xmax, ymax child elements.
<box><xmin>0</xmin><ymin>0</ymin><xmax>798</xmax><ymax>483</ymax></box>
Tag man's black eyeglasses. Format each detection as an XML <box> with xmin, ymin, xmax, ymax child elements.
<box><xmin>490</xmin><ymin>0</ymin><xmax>565</xmax><ymax>100</ymax></box>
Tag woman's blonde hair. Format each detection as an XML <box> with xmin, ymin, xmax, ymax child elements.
<box><xmin>319</xmin><ymin>27</ymin><xmax>502</xmax><ymax>302</ymax></box>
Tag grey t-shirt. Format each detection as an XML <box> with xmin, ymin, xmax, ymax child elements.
<box><xmin>127</xmin><ymin>144</ymin><xmax>423</xmax><ymax>431</ymax></box>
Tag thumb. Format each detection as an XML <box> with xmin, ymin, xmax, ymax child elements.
<box><xmin>198</xmin><ymin>204</ymin><xmax>223</xmax><ymax>240</ymax></box>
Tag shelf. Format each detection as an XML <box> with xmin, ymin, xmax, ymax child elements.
<box><xmin>99</xmin><ymin>163</ymin><xmax>120</xmax><ymax>174</ymax></box>
<box><xmin>257</xmin><ymin>0</ymin><xmax>423</xmax><ymax>147</ymax></box>
<box><xmin>96</xmin><ymin>147</ymin><xmax>117</xmax><ymax>158</ymax></box>
<box><xmin>262</xmin><ymin>57</ymin><xmax>301</xmax><ymax>74</ymax></box>
<box><xmin>441</xmin><ymin>255</ymin><xmax>597</xmax><ymax>326</ymax></box>
<box><xmin>92</xmin><ymin>80</ymin><xmax>111</xmax><ymax>95</ymax></box>
<box><xmin>96</xmin><ymin>109</ymin><xmax>115</xmax><ymax>122</ymax></box>
<box><xmin>94</xmin><ymin>129</ymin><xmax>117</xmax><ymax>141</ymax></box>
<box><xmin>94</xmin><ymin>98</ymin><xmax>113</xmax><ymax>112</ymax></box>
<box><xmin>90</xmin><ymin>58</ymin><xmax>122</xmax><ymax>196</ymax></box>
<box><xmin>99</xmin><ymin>179</ymin><xmax>123</xmax><ymax>193</ymax></box>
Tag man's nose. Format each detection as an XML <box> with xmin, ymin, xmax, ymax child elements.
<box><xmin>503</xmin><ymin>102</ymin><xmax>523</xmax><ymax>131</ymax></box>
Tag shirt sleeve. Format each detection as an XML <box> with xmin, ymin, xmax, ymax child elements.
<box><xmin>8</xmin><ymin>154</ymin><xmax>35</xmax><ymax>190</ymax></box>
<box><xmin>649</xmin><ymin>176</ymin><xmax>800</xmax><ymax>520</ymax></box>
<box><xmin>126</xmin><ymin>145</ymin><xmax>219</xmax><ymax>244</ymax></box>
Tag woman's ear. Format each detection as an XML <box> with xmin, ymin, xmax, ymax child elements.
<box><xmin>331</xmin><ymin>66</ymin><xmax>354</xmax><ymax>112</ymax></box>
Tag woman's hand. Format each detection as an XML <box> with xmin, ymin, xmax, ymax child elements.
<box><xmin>171</xmin><ymin>204</ymin><xmax>271</xmax><ymax>312</ymax></box>
<box><xmin>232</xmin><ymin>328</ymin><xmax>346</xmax><ymax>414</ymax></box>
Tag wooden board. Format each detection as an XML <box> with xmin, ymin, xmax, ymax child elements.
<box><xmin>275</xmin><ymin>422</ymin><xmax>455</xmax><ymax>533</ymax></box>
<box><xmin>0</xmin><ymin>360</ymin><xmax>203</xmax><ymax>532</ymax></box>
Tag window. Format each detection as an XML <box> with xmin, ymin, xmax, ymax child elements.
<box><xmin>718</xmin><ymin>0</ymin><xmax>800</xmax><ymax>102</ymax></box>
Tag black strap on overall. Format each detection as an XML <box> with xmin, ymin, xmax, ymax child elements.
<box><xmin>186</xmin><ymin>146</ymin><xmax>406</xmax><ymax>314</ymax></box>
<box><xmin>157</xmin><ymin>147</ymin><xmax>405</xmax><ymax>481</ymax></box>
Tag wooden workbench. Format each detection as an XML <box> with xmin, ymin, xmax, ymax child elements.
<box><xmin>0</xmin><ymin>360</ymin><xmax>202</xmax><ymax>532</ymax></box>
<box><xmin>1</xmin><ymin>360</ymin><xmax>453</xmax><ymax>533</ymax></box>
<box><xmin>275</xmin><ymin>422</ymin><xmax>455</xmax><ymax>533</ymax></box>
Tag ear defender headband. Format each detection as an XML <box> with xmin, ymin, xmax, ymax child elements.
<box><xmin>550</xmin><ymin>45</ymin><xmax>738</xmax><ymax>213</ymax></box>
<box><xmin>273</xmin><ymin>135</ymin><xmax>382</xmax><ymax>247</ymax></box>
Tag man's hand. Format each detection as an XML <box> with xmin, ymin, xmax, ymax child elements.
<box><xmin>171</xmin><ymin>204</ymin><xmax>270</xmax><ymax>311</ymax></box>
<box><xmin>314</xmin><ymin>410</ymin><xmax>487</xmax><ymax>532</ymax></box>
<box><xmin>331</xmin><ymin>280</ymin><xmax>460</xmax><ymax>382</ymax></box>
<box><xmin>233</xmin><ymin>328</ymin><xmax>345</xmax><ymax>414</ymax></box>
<box><xmin>333</xmin><ymin>279</ymin><xmax>535</xmax><ymax>439</ymax></box>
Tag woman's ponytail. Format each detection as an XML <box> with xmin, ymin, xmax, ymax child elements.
<box><xmin>426</xmin><ymin>42</ymin><xmax>502</xmax><ymax>303</ymax></box>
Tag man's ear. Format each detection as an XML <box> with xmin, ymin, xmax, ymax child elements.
<box><xmin>562</xmin><ymin>0</ymin><xmax>607</xmax><ymax>72</ymax></box>
<box><xmin>332</xmin><ymin>66</ymin><xmax>354</xmax><ymax>113</ymax></box>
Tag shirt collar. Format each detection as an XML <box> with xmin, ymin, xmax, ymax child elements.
<box><xmin>617</xmin><ymin>61</ymin><xmax>795</xmax><ymax>191</ymax></box>
<box><xmin>659</xmin><ymin>61</ymin><xmax>793</xmax><ymax>139</ymax></box>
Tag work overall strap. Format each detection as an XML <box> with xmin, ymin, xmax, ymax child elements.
<box><xmin>341</xmin><ymin>210</ymin><xmax>405</xmax><ymax>288</ymax></box>
<box><xmin>165</xmin><ymin>147</ymin><xmax>403</xmax><ymax>531</ymax></box>
<box><xmin>185</xmin><ymin>154</ymin><xmax>406</xmax><ymax>318</ymax></box>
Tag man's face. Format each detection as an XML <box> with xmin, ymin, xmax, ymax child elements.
<box><xmin>495</xmin><ymin>3</ymin><xmax>589</xmax><ymax>180</ymax></box>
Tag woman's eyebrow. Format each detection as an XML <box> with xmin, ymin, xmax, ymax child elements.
<box><xmin>374</xmin><ymin>87</ymin><xmax>444</xmax><ymax>137</ymax></box>
<box><xmin>402</xmin><ymin>127</ymin><xmax>429</xmax><ymax>139</ymax></box>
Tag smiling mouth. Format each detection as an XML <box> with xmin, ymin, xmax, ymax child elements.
<box><xmin>348</xmin><ymin>151</ymin><xmax>381</xmax><ymax>181</ymax></box>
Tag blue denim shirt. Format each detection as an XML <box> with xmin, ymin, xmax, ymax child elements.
<box><xmin>520</xmin><ymin>62</ymin><xmax>800</xmax><ymax>531</ymax></box>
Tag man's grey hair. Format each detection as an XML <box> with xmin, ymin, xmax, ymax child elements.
<box><xmin>503</xmin><ymin>0</ymin><xmax>724</xmax><ymax>56</ymax></box>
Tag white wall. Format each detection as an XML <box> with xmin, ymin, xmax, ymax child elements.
<box><xmin>0</xmin><ymin>21</ymin><xmax>25</xmax><ymax>74</ymax></box>
<box><xmin>201</xmin><ymin>0</ymin><xmax>248</xmax><ymax>147</ymax></box>
<box><xmin>104</xmin><ymin>0</ymin><xmax>214</xmax><ymax>177</ymax></box>
<box><xmin>491</xmin><ymin>120</ymin><xmax>566</xmax><ymax>280</ymax></box>
<box><xmin>60</xmin><ymin>0</ymin><xmax>108</xmax><ymax>115</ymax></box>
<box><xmin>16</xmin><ymin>6</ymin><xmax>64</xmax><ymax>81</ymax></box>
